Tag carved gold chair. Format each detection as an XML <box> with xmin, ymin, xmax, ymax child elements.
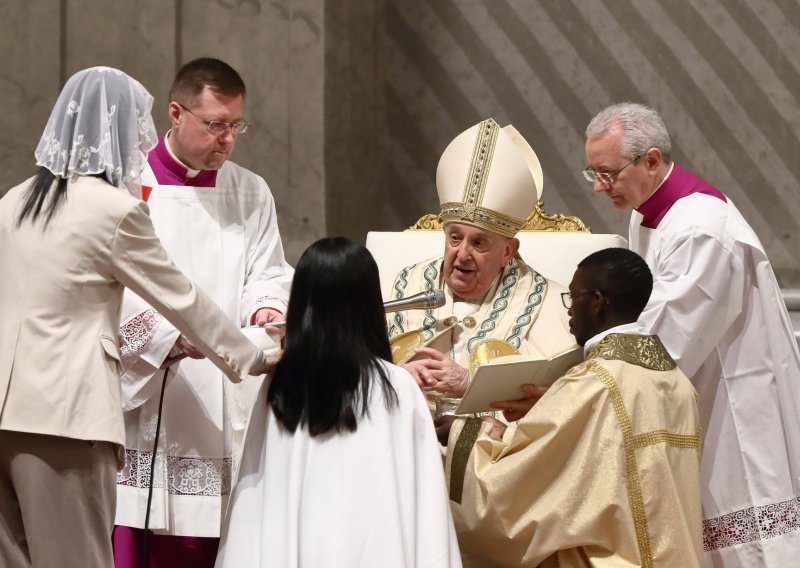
<box><xmin>366</xmin><ymin>201</ymin><xmax>628</xmax><ymax>296</ymax></box>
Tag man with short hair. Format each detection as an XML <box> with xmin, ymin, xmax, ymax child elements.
<box><xmin>113</xmin><ymin>58</ymin><xmax>293</xmax><ymax>567</ymax></box>
<box><xmin>387</xmin><ymin>119</ymin><xmax>575</xmax><ymax>418</ymax></box>
<box><xmin>446</xmin><ymin>247</ymin><xmax>703</xmax><ymax>567</ymax></box>
<box><xmin>585</xmin><ymin>102</ymin><xmax>800</xmax><ymax>566</ymax></box>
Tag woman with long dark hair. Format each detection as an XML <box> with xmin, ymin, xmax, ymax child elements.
<box><xmin>216</xmin><ymin>237</ymin><xmax>461</xmax><ymax>567</ymax></box>
<box><xmin>0</xmin><ymin>67</ymin><xmax>271</xmax><ymax>567</ymax></box>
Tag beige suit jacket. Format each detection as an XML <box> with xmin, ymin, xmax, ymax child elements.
<box><xmin>0</xmin><ymin>176</ymin><xmax>264</xmax><ymax>461</ymax></box>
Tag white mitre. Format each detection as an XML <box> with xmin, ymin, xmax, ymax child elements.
<box><xmin>437</xmin><ymin>118</ymin><xmax>543</xmax><ymax>238</ymax></box>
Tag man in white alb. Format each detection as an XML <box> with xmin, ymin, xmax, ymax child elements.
<box><xmin>583</xmin><ymin>102</ymin><xmax>800</xmax><ymax>566</ymax></box>
<box><xmin>113</xmin><ymin>58</ymin><xmax>293</xmax><ymax>568</ymax></box>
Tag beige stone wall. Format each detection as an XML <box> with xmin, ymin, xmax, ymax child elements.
<box><xmin>0</xmin><ymin>0</ymin><xmax>325</xmax><ymax>264</ymax></box>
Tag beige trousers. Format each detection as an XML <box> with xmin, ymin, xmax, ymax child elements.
<box><xmin>0</xmin><ymin>430</ymin><xmax>117</xmax><ymax>568</ymax></box>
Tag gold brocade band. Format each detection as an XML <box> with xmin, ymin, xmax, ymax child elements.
<box><xmin>587</xmin><ymin>359</ymin><xmax>655</xmax><ymax>568</ymax></box>
<box><xmin>449</xmin><ymin>417</ymin><xmax>483</xmax><ymax>504</ymax></box>
<box><xmin>440</xmin><ymin>202</ymin><xmax>525</xmax><ymax>238</ymax></box>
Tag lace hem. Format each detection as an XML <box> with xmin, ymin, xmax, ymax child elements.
<box><xmin>703</xmin><ymin>495</ymin><xmax>800</xmax><ymax>550</ymax></box>
<box><xmin>119</xmin><ymin>308</ymin><xmax>163</xmax><ymax>369</ymax></box>
<box><xmin>116</xmin><ymin>449</ymin><xmax>232</xmax><ymax>497</ymax></box>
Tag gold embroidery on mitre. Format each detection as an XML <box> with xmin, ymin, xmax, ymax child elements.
<box><xmin>439</xmin><ymin>118</ymin><xmax>527</xmax><ymax>238</ymax></box>
<box><xmin>469</xmin><ymin>339</ymin><xmax>521</xmax><ymax>377</ymax></box>
<box><xmin>439</xmin><ymin>203</ymin><xmax>525</xmax><ymax>238</ymax></box>
<box><xmin>586</xmin><ymin>334</ymin><xmax>676</xmax><ymax>371</ymax></box>
<box><xmin>389</xmin><ymin>330</ymin><xmax>426</xmax><ymax>364</ymax></box>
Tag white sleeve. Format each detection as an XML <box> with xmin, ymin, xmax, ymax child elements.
<box><xmin>640</xmin><ymin>231</ymin><xmax>744</xmax><ymax>378</ymax></box>
<box><xmin>240</xmin><ymin>178</ymin><xmax>293</xmax><ymax>324</ymax></box>
<box><xmin>118</xmin><ymin>289</ymin><xmax>181</xmax><ymax>409</ymax></box>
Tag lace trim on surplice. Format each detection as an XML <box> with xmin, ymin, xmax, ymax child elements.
<box><xmin>116</xmin><ymin>448</ymin><xmax>232</xmax><ymax>497</ymax></box>
<box><xmin>119</xmin><ymin>308</ymin><xmax>163</xmax><ymax>369</ymax></box>
<box><xmin>703</xmin><ymin>496</ymin><xmax>800</xmax><ymax>550</ymax></box>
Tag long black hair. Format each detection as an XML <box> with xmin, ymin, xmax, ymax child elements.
<box><xmin>267</xmin><ymin>237</ymin><xmax>398</xmax><ymax>437</ymax></box>
<box><xmin>16</xmin><ymin>168</ymin><xmax>69</xmax><ymax>227</ymax></box>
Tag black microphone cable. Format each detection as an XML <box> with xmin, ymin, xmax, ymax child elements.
<box><xmin>141</xmin><ymin>365</ymin><xmax>170</xmax><ymax>568</ymax></box>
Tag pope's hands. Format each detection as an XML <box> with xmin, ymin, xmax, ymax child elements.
<box><xmin>253</xmin><ymin>308</ymin><xmax>286</xmax><ymax>340</ymax></box>
<box><xmin>489</xmin><ymin>384</ymin><xmax>549</xmax><ymax>422</ymax></box>
<box><xmin>402</xmin><ymin>347</ymin><xmax>470</xmax><ymax>396</ymax></box>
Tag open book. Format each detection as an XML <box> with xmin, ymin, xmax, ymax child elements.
<box><xmin>455</xmin><ymin>346</ymin><xmax>584</xmax><ymax>415</ymax></box>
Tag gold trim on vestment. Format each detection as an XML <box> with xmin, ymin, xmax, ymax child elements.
<box><xmin>631</xmin><ymin>429</ymin><xmax>701</xmax><ymax>450</ymax></box>
<box><xmin>449</xmin><ymin>417</ymin><xmax>483</xmax><ymax>504</ymax></box>
<box><xmin>468</xmin><ymin>339</ymin><xmax>521</xmax><ymax>377</ymax></box>
<box><xmin>389</xmin><ymin>330</ymin><xmax>427</xmax><ymax>364</ymax></box>
<box><xmin>586</xmin><ymin>334</ymin><xmax>676</xmax><ymax>371</ymax></box>
<box><xmin>440</xmin><ymin>202</ymin><xmax>524</xmax><ymax>239</ymax></box>
<box><xmin>586</xmin><ymin>359</ymin><xmax>655</xmax><ymax>568</ymax></box>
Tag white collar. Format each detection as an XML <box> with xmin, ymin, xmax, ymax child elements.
<box><xmin>653</xmin><ymin>161</ymin><xmax>675</xmax><ymax>193</ymax></box>
<box><xmin>165</xmin><ymin>131</ymin><xmax>201</xmax><ymax>178</ymax></box>
<box><xmin>583</xmin><ymin>321</ymin><xmax>646</xmax><ymax>357</ymax></box>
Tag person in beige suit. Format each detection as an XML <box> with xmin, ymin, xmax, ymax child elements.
<box><xmin>0</xmin><ymin>67</ymin><xmax>273</xmax><ymax>568</ymax></box>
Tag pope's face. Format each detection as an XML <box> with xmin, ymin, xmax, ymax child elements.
<box><xmin>168</xmin><ymin>87</ymin><xmax>244</xmax><ymax>171</ymax></box>
<box><xmin>584</xmin><ymin>127</ymin><xmax>656</xmax><ymax>210</ymax></box>
<box><xmin>442</xmin><ymin>223</ymin><xmax>518</xmax><ymax>299</ymax></box>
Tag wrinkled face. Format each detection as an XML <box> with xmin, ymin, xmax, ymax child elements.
<box><xmin>168</xmin><ymin>87</ymin><xmax>244</xmax><ymax>171</ymax></box>
<box><xmin>584</xmin><ymin>127</ymin><xmax>657</xmax><ymax>210</ymax></box>
<box><xmin>566</xmin><ymin>267</ymin><xmax>600</xmax><ymax>347</ymax></box>
<box><xmin>442</xmin><ymin>223</ymin><xmax>518</xmax><ymax>300</ymax></box>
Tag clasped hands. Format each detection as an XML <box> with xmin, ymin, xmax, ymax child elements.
<box><xmin>403</xmin><ymin>346</ymin><xmax>549</xmax><ymax>424</ymax></box>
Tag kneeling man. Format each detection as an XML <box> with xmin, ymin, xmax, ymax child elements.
<box><xmin>446</xmin><ymin>248</ymin><xmax>703</xmax><ymax>567</ymax></box>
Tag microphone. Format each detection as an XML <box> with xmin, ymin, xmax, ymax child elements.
<box><xmin>383</xmin><ymin>289</ymin><xmax>446</xmax><ymax>314</ymax></box>
<box><xmin>245</xmin><ymin>289</ymin><xmax>447</xmax><ymax>332</ymax></box>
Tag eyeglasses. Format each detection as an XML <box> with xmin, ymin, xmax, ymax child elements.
<box><xmin>582</xmin><ymin>153</ymin><xmax>642</xmax><ymax>185</ymax></box>
<box><xmin>561</xmin><ymin>289</ymin><xmax>605</xmax><ymax>309</ymax></box>
<box><xmin>178</xmin><ymin>103</ymin><xmax>249</xmax><ymax>135</ymax></box>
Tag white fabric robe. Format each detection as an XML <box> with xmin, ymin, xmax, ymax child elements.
<box><xmin>215</xmin><ymin>362</ymin><xmax>462</xmax><ymax>568</ymax></box>
<box><xmin>630</xmin><ymin>193</ymin><xmax>800</xmax><ymax>566</ymax></box>
<box><xmin>115</xmin><ymin>160</ymin><xmax>293</xmax><ymax>537</ymax></box>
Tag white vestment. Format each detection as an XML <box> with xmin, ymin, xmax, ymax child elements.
<box><xmin>630</xmin><ymin>192</ymin><xmax>800</xmax><ymax>566</ymax></box>
<box><xmin>215</xmin><ymin>362</ymin><xmax>462</xmax><ymax>568</ymax></box>
<box><xmin>115</xmin><ymin>159</ymin><xmax>293</xmax><ymax>537</ymax></box>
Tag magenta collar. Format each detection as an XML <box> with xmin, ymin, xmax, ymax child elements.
<box><xmin>149</xmin><ymin>134</ymin><xmax>218</xmax><ymax>188</ymax></box>
<box><xmin>635</xmin><ymin>163</ymin><xmax>726</xmax><ymax>229</ymax></box>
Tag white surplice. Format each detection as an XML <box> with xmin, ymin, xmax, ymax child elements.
<box><xmin>630</xmin><ymin>193</ymin><xmax>800</xmax><ymax>566</ymax></box>
<box><xmin>215</xmin><ymin>362</ymin><xmax>462</xmax><ymax>568</ymax></box>
<box><xmin>115</xmin><ymin>159</ymin><xmax>293</xmax><ymax>537</ymax></box>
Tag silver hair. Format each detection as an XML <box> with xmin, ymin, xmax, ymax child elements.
<box><xmin>586</xmin><ymin>102</ymin><xmax>672</xmax><ymax>162</ymax></box>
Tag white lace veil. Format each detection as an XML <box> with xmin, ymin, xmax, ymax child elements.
<box><xmin>34</xmin><ymin>66</ymin><xmax>158</xmax><ymax>198</ymax></box>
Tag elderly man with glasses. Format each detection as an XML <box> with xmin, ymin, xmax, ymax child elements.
<box><xmin>584</xmin><ymin>102</ymin><xmax>800</xmax><ymax>567</ymax></box>
<box><xmin>112</xmin><ymin>58</ymin><xmax>293</xmax><ymax>568</ymax></box>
